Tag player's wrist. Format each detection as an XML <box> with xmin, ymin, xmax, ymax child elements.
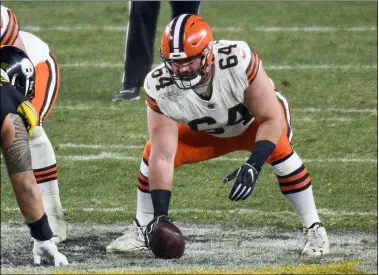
<box><xmin>26</xmin><ymin>213</ymin><xmax>53</xmax><ymax>241</ymax></box>
<box><xmin>246</xmin><ymin>140</ymin><xmax>276</xmax><ymax>172</ymax></box>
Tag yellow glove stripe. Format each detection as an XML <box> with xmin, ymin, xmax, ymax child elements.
<box><xmin>17</xmin><ymin>101</ymin><xmax>37</xmax><ymax>136</ymax></box>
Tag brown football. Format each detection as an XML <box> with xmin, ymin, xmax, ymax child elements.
<box><xmin>149</xmin><ymin>222</ymin><xmax>185</xmax><ymax>259</ymax></box>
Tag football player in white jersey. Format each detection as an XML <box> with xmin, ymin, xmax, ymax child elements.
<box><xmin>107</xmin><ymin>14</ymin><xmax>329</xmax><ymax>256</ymax></box>
<box><xmin>1</xmin><ymin>6</ymin><xmax>66</xmax><ymax>243</ymax></box>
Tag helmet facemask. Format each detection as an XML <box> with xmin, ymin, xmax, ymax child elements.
<box><xmin>161</xmin><ymin>45</ymin><xmax>212</xmax><ymax>90</ymax></box>
<box><xmin>160</xmin><ymin>14</ymin><xmax>214</xmax><ymax>90</ymax></box>
<box><xmin>9</xmin><ymin>72</ymin><xmax>34</xmax><ymax>99</ymax></box>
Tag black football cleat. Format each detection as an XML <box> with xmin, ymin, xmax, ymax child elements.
<box><xmin>112</xmin><ymin>87</ymin><xmax>140</xmax><ymax>101</ymax></box>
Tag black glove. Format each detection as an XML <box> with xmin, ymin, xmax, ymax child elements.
<box><xmin>223</xmin><ymin>163</ymin><xmax>259</xmax><ymax>201</ymax></box>
<box><xmin>144</xmin><ymin>215</ymin><xmax>174</xmax><ymax>248</ymax></box>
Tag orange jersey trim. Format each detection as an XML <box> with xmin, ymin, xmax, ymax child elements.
<box><xmin>1</xmin><ymin>9</ymin><xmax>19</xmax><ymax>46</ymax></box>
<box><xmin>146</xmin><ymin>94</ymin><xmax>162</xmax><ymax>114</ymax></box>
<box><xmin>245</xmin><ymin>50</ymin><xmax>260</xmax><ymax>85</ymax></box>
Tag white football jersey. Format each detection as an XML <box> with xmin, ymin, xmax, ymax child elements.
<box><xmin>144</xmin><ymin>40</ymin><xmax>263</xmax><ymax>138</ymax></box>
<box><xmin>18</xmin><ymin>31</ymin><xmax>50</xmax><ymax>66</ymax></box>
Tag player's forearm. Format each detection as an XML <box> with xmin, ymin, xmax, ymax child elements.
<box><xmin>246</xmin><ymin>117</ymin><xmax>284</xmax><ymax>172</ymax></box>
<box><xmin>10</xmin><ymin>171</ymin><xmax>45</xmax><ymax>223</ymax></box>
<box><xmin>255</xmin><ymin>116</ymin><xmax>284</xmax><ymax>145</ymax></box>
<box><xmin>2</xmin><ymin>114</ymin><xmax>46</xmax><ymax>224</ymax></box>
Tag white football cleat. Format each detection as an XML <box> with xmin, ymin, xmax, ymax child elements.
<box><xmin>106</xmin><ymin>218</ymin><xmax>148</xmax><ymax>253</ymax></box>
<box><xmin>302</xmin><ymin>222</ymin><xmax>330</xmax><ymax>256</ymax></box>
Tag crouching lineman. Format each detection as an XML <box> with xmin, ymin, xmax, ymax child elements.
<box><xmin>107</xmin><ymin>14</ymin><xmax>330</xmax><ymax>256</ymax></box>
<box><xmin>1</xmin><ymin>5</ymin><xmax>66</xmax><ymax>243</ymax></box>
<box><xmin>1</xmin><ymin>68</ymin><xmax>68</xmax><ymax>266</ymax></box>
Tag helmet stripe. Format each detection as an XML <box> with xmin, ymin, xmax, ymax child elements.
<box><xmin>170</xmin><ymin>14</ymin><xmax>191</xmax><ymax>53</ymax></box>
<box><xmin>169</xmin><ymin>15</ymin><xmax>181</xmax><ymax>53</ymax></box>
<box><xmin>177</xmin><ymin>14</ymin><xmax>191</xmax><ymax>52</ymax></box>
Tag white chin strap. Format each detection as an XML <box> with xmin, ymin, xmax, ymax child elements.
<box><xmin>174</xmin><ymin>74</ymin><xmax>203</xmax><ymax>89</ymax></box>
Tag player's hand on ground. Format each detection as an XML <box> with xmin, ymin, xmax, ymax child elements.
<box><xmin>33</xmin><ymin>239</ymin><xmax>68</xmax><ymax>266</ymax></box>
<box><xmin>223</xmin><ymin>163</ymin><xmax>259</xmax><ymax>201</ymax></box>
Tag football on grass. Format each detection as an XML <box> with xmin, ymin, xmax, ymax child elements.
<box><xmin>149</xmin><ymin>222</ymin><xmax>185</xmax><ymax>259</ymax></box>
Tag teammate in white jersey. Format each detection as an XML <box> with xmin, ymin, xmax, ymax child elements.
<box><xmin>107</xmin><ymin>14</ymin><xmax>329</xmax><ymax>256</ymax></box>
<box><xmin>1</xmin><ymin>5</ymin><xmax>66</xmax><ymax>243</ymax></box>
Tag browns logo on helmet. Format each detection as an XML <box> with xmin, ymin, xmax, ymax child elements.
<box><xmin>160</xmin><ymin>14</ymin><xmax>213</xmax><ymax>89</ymax></box>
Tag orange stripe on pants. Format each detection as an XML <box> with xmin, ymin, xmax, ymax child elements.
<box><xmin>31</xmin><ymin>55</ymin><xmax>60</xmax><ymax>125</ymax></box>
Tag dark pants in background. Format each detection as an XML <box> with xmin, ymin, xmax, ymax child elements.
<box><xmin>121</xmin><ymin>1</ymin><xmax>201</xmax><ymax>90</ymax></box>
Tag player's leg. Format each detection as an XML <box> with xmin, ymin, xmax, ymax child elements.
<box><xmin>135</xmin><ymin>122</ymin><xmax>257</xmax><ymax>225</ymax></box>
<box><xmin>107</xmin><ymin>123</ymin><xmax>254</xmax><ymax>252</ymax></box>
<box><xmin>112</xmin><ymin>1</ymin><xmax>161</xmax><ymax>101</ymax></box>
<box><xmin>30</xmin><ymin>56</ymin><xmax>66</xmax><ymax>243</ymax></box>
<box><xmin>267</xmin><ymin>92</ymin><xmax>329</xmax><ymax>256</ymax></box>
<box><xmin>31</xmin><ymin>54</ymin><xmax>60</xmax><ymax>125</ymax></box>
<box><xmin>170</xmin><ymin>1</ymin><xmax>201</xmax><ymax>18</ymax></box>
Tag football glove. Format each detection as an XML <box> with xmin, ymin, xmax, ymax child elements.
<box><xmin>144</xmin><ymin>215</ymin><xmax>174</xmax><ymax>249</ymax></box>
<box><xmin>33</xmin><ymin>239</ymin><xmax>68</xmax><ymax>267</ymax></box>
<box><xmin>223</xmin><ymin>163</ymin><xmax>259</xmax><ymax>201</ymax></box>
<box><xmin>17</xmin><ymin>101</ymin><xmax>37</xmax><ymax>136</ymax></box>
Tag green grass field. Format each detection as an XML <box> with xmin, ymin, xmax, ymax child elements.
<box><xmin>1</xmin><ymin>1</ymin><xmax>377</xmax><ymax>274</ymax></box>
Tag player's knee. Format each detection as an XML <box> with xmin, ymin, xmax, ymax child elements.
<box><xmin>29</xmin><ymin>128</ymin><xmax>56</xmax><ymax>168</ymax></box>
<box><xmin>30</xmin><ymin>125</ymin><xmax>46</xmax><ymax>139</ymax></box>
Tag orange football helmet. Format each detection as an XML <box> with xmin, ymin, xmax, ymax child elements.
<box><xmin>160</xmin><ymin>14</ymin><xmax>213</xmax><ymax>89</ymax></box>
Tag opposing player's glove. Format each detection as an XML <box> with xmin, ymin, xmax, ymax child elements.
<box><xmin>144</xmin><ymin>215</ymin><xmax>174</xmax><ymax>249</ymax></box>
<box><xmin>223</xmin><ymin>163</ymin><xmax>259</xmax><ymax>201</ymax></box>
<box><xmin>17</xmin><ymin>101</ymin><xmax>37</xmax><ymax>136</ymax></box>
<box><xmin>33</xmin><ymin>239</ymin><xmax>68</xmax><ymax>267</ymax></box>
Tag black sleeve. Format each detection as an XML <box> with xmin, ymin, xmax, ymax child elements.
<box><xmin>0</xmin><ymin>82</ymin><xmax>26</xmax><ymax>129</ymax></box>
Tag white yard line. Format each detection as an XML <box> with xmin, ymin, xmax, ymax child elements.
<box><xmin>3</xmin><ymin>206</ymin><xmax>376</xmax><ymax>216</ymax></box>
<box><xmin>55</xmin><ymin>152</ymin><xmax>377</xmax><ymax>163</ymax></box>
<box><xmin>54</xmin><ymin>105</ymin><xmax>377</xmax><ymax>114</ymax></box>
<box><xmin>292</xmin><ymin>107</ymin><xmax>377</xmax><ymax>114</ymax></box>
<box><xmin>297</xmin><ymin>117</ymin><xmax>352</xmax><ymax>122</ymax></box>
<box><xmin>56</xmin><ymin>143</ymin><xmax>377</xmax><ymax>163</ymax></box>
<box><xmin>24</xmin><ymin>25</ymin><xmax>377</xmax><ymax>32</ymax></box>
<box><xmin>60</xmin><ymin>143</ymin><xmax>144</xmax><ymax>149</ymax></box>
<box><xmin>59</xmin><ymin>62</ymin><xmax>378</xmax><ymax>70</ymax></box>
